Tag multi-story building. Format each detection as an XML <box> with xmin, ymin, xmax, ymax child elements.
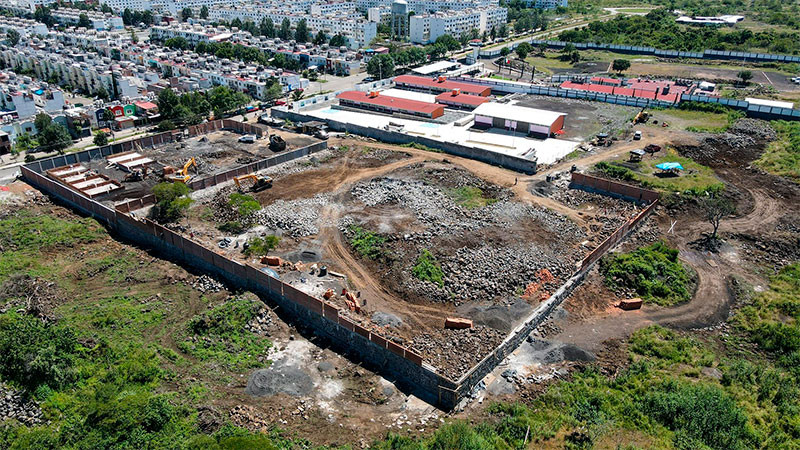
<box><xmin>409</xmin><ymin>7</ymin><xmax>506</xmax><ymax>43</ymax></box>
<box><xmin>356</xmin><ymin>0</ymin><xmax>499</xmax><ymax>13</ymax></box>
<box><xmin>526</xmin><ymin>0</ymin><xmax>566</xmax><ymax>8</ymax></box>
<box><xmin>0</xmin><ymin>17</ymin><xmax>49</xmax><ymax>39</ymax></box>
<box><xmin>49</xmin><ymin>8</ymin><xmax>125</xmax><ymax>31</ymax></box>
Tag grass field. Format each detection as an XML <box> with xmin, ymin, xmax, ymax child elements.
<box><xmin>756</xmin><ymin>121</ymin><xmax>800</xmax><ymax>182</ymax></box>
<box><xmin>649</xmin><ymin>109</ymin><xmax>731</xmax><ymax>132</ymax></box>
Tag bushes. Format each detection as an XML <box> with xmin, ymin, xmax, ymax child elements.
<box><xmin>0</xmin><ymin>312</ymin><xmax>79</xmax><ymax>391</ymax></box>
<box><xmin>412</xmin><ymin>249</ymin><xmax>444</xmax><ymax>287</ymax></box>
<box><xmin>630</xmin><ymin>325</ymin><xmax>713</xmax><ymax>366</ymax></box>
<box><xmin>242</xmin><ymin>235</ymin><xmax>280</xmax><ymax>257</ymax></box>
<box><xmin>450</xmin><ymin>186</ymin><xmax>497</xmax><ymax>209</ymax></box>
<box><xmin>595</xmin><ymin>161</ymin><xmax>635</xmax><ymax>182</ymax></box>
<box><xmin>348</xmin><ymin>225</ymin><xmax>386</xmax><ymax>260</ymax></box>
<box><xmin>599</xmin><ymin>241</ymin><xmax>694</xmax><ymax>306</ymax></box>
<box><xmin>152</xmin><ymin>182</ymin><xmax>193</xmax><ymax>224</ymax></box>
<box><xmin>227</xmin><ymin>193</ymin><xmax>260</xmax><ymax>218</ymax></box>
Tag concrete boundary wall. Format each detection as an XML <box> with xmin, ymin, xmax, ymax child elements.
<box><xmin>21</xmin><ymin>133</ymin><xmax>656</xmax><ymax>409</ymax></box>
<box><xmin>571</xmin><ymin>172</ymin><xmax>659</xmax><ymax>204</ymax></box>
<box><xmin>272</xmin><ymin>109</ymin><xmax>539</xmax><ymax>174</ymax></box>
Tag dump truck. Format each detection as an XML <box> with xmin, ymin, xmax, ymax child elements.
<box><xmin>269</xmin><ymin>134</ymin><xmax>286</xmax><ymax>151</ymax></box>
<box><xmin>234</xmin><ymin>173</ymin><xmax>272</xmax><ymax>192</ymax></box>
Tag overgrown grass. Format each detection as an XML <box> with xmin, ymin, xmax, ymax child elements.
<box><xmin>178</xmin><ymin>298</ymin><xmax>272</xmax><ymax>371</ymax></box>
<box><xmin>449</xmin><ymin>186</ymin><xmax>497</xmax><ymax>209</ymax></box>
<box><xmin>242</xmin><ymin>235</ymin><xmax>280</xmax><ymax>257</ymax></box>
<box><xmin>756</xmin><ymin>121</ymin><xmax>800</xmax><ymax>182</ymax></box>
<box><xmin>0</xmin><ymin>211</ymin><xmax>103</xmax><ymax>251</ymax></box>
<box><xmin>599</xmin><ymin>241</ymin><xmax>695</xmax><ymax>306</ymax></box>
<box><xmin>596</xmin><ymin>147</ymin><xmax>724</xmax><ymax>196</ymax></box>
<box><xmin>412</xmin><ymin>249</ymin><xmax>444</xmax><ymax>287</ymax></box>
<box><xmin>348</xmin><ymin>225</ymin><xmax>386</xmax><ymax>259</ymax></box>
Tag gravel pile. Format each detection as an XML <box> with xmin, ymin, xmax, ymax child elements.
<box><xmin>352</xmin><ymin>177</ymin><xmax>461</xmax><ymax>226</ymax></box>
<box><xmin>728</xmin><ymin>118</ymin><xmax>777</xmax><ymax>141</ymax></box>
<box><xmin>192</xmin><ymin>275</ymin><xmax>224</xmax><ymax>293</ymax></box>
<box><xmin>436</xmin><ymin>243</ymin><xmax>569</xmax><ymax>302</ymax></box>
<box><xmin>0</xmin><ymin>384</ymin><xmax>44</xmax><ymax>426</ymax></box>
<box><xmin>260</xmin><ymin>150</ymin><xmax>336</xmax><ymax>178</ymax></box>
<box><xmin>410</xmin><ymin>326</ymin><xmax>505</xmax><ymax>379</ymax></box>
<box><xmin>253</xmin><ymin>194</ymin><xmax>330</xmax><ymax>237</ymax></box>
<box><xmin>246</xmin><ymin>305</ymin><xmax>274</xmax><ymax>335</ymax></box>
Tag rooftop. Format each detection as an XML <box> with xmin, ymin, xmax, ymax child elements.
<box><xmin>472</xmin><ymin>102</ymin><xmax>567</xmax><ymax>127</ymax></box>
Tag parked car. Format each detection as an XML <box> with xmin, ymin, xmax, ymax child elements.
<box><xmin>363</xmin><ymin>76</ymin><xmax>375</xmax><ymax>82</ymax></box>
<box><xmin>633</xmin><ymin>130</ymin><xmax>642</xmax><ymax>140</ymax></box>
<box><xmin>238</xmin><ymin>134</ymin><xmax>256</xmax><ymax>143</ymax></box>
<box><xmin>274</xmin><ymin>100</ymin><xmax>286</xmax><ymax>106</ymax></box>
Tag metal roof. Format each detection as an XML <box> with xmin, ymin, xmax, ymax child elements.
<box><xmin>337</xmin><ymin>91</ymin><xmax>444</xmax><ymax>115</ymax></box>
<box><xmin>472</xmin><ymin>102</ymin><xmax>567</xmax><ymax>127</ymax></box>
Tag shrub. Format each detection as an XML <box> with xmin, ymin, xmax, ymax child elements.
<box><xmin>413</xmin><ymin>249</ymin><xmax>444</xmax><ymax>287</ymax></box>
<box><xmin>348</xmin><ymin>225</ymin><xmax>386</xmax><ymax>259</ymax></box>
<box><xmin>0</xmin><ymin>312</ymin><xmax>79</xmax><ymax>391</ymax></box>
<box><xmin>599</xmin><ymin>241</ymin><xmax>693</xmax><ymax>306</ymax></box>
<box><xmin>450</xmin><ymin>186</ymin><xmax>496</xmax><ymax>209</ymax></box>
<box><xmin>152</xmin><ymin>182</ymin><xmax>193</xmax><ymax>223</ymax></box>
<box><xmin>595</xmin><ymin>161</ymin><xmax>635</xmax><ymax>181</ymax></box>
<box><xmin>218</xmin><ymin>221</ymin><xmax>245</xmax><ymax>234</ymax></box>
<box><xmin>227</xmin><ymin>193</ymin><xmax>260</xmax><ymax>218</ymax></box>
<box><xmin>630</xmin><ymin>325</ymin><xmax>712</xmax><ymax>366</ymax></box>
<box><xmin>242</xmin><ymin>235</ymin><xmax>279</xmax><ymax>257</ymax></box>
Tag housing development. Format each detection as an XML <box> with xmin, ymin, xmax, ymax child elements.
<box><xmin>1</xmin><ymin>0</ymin><xmax>800</xmax><ymax>448</ymax></box>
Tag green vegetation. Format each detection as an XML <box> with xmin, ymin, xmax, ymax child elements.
<box><xmin>242</xmin><ymin>235</ymin><xmax>280</xmax><ymax>257</ymax></box>
<box><xmin>348</xmin><ymin>225</ymin><xmax>386</xmax><ymax>260</ymax></box>
<box><xmin>178</xmin><ymin>297</ymin><xmax>272</xmax><ymax>370</ymax></box>
<box><xmin>220</xmin><ymin>193</ymin><xmax>261</xmax><ymax>234</ymax></box>
<box><xmin>596</xmin><ymin>147</ymin><xmax>724</xmax><ymax>196</ymax></box>
<box><xmin>152</xmin><ymin>182</ymin><xmax>193</xmax><ymax>224</ymax></box>
<box><xmin>560</xmin><ymin>8</ymin><xmax>800</xmax><ymax>54</ymax></box>
<box><xmin>756</xmin><ymin>121</ymin><xmax>800</xmax><ymax>182</ymax></box>
<box><xmin>450</xmin><ymin>186</ymin><xmax>498</xmax><ymax>209</ymax></box>
<box><xmin>599</xmin><ymin>241</ymin><xmax>694</xmax><ymax>306</ymax></box>
<box><xmin>412</xmin><ymin>249</ymin><xmax>444</xmax><ymax>287</ymax></box>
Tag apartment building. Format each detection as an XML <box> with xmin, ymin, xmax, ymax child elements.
<box><xmin>0</xmin><ymin>17</ymin><xmax>49</xmax><ymax>39</ymax></box>
<box><xmin>50</xmin><ymin>8</ymin><xmax>125</xmax><ymax>31</ymax></box>
<box><xmin>522</xmin><ymin>0</ymin><xmax>566</xmax><ymax>8</ymax></box>
<box><xmin>356</xmin><ymin>0</ymin><xmax>499</xmax><ymax>13</ymax></box>
<box><xmin>409</xmin><ymin>7</ymin><xmax>507</xmax><ymax>43</ymax></box>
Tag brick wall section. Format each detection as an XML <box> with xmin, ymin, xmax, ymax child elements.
<box><xmin>570</xmin><ymin>172</ymin><xmax>659</xmax><ymax>204</ymax></box>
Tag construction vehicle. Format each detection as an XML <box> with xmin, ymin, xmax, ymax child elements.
<box><xmin>233</xmin><ymin>173</ymin><xmax>272</xmax><ymax>192</ymax></box>
<box><xmin>633</xmin><ymin>108</ymin><xmax>649</xmax><ymax>124</ymax></box>
<box><xmin>269</xmin><ymin>134</ymin><xmax>286</xmax><ymax>151</ymax></box>
<box><xmin>633</xmin><ymin>130</ymin><xmax>642</xmax><ymax>140</ymax></box>
<box><xmin>164</xmin><ymin>157</ymin><xmax>197</xmax><ymax>183</ymax></box>
<box><xmin>123</xmin><ymin>167</ymin><xmax>146</xmax><ymax>182</ymax></box>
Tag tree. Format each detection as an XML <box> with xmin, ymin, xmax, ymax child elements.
<box><xmin>266</xmin><ymin>82</ymin><xmax>283</xmax><ymax>101</ymax></box>
<box><xmin>157</xmin><ymin>88</ymin><xmax>181</xmax><ymax>120</ymax></box>
<box><xmin>130</xmin><ymin>28</ymin><xmax>138</xmax><ymax>44</ymax></box>
<box><xmin>93</xmin><ymin>131</ymin><xmax>109</xmax><ymax>147</ymax></box>
<box><xmin>329</xmin><ymin>34</ymin><xmax>346</xmax><ymax>48</ymax></box>
<box><xmin>500</xmin><ymin>46</ymin><xmax>511</xmax><ymax>57</ymax></box>
<box><xmin>200</xmin><ymin>5</ymin><xmax>208</xmax><ymax>19</ymax></box>
<box><xmin>96</xmin><ymin>86</ymin><xmax>110</xmax><ymax>101</ymax></box>
<box><xmin>152</xmin><ymin>182</ymin><xmax>193</xmax><ymax>223</ymax></box>
<box><xmin>6</xmin><ymin>29</ymin><xmax>20</xmax><ymax>46</ymax></box>
<box><xmin>39</xmin><ymin>121</ymin><xmax>73</xmax><ymax>154</ymax></box>
<box><xmin>13</xmin><ymin>132</ymin><xmax>36</xmax><ymax>155</ymax></box>
<box><xmin>34</xmin><ymin>113</ymin><xmax>52</xmax><ymax>134</ymax></box>
<box><xmin>737</xmin><ymin>70</ymin><xmax>753</xmax><ymax>86</ymax></box>
<box><xmin>313</xmin><ymin>30</ymin><xmax>326</xmax><ymax>46</ymax></box>
<box><xmin>260</xmin><ymin>18</ymin><xmax>274</xmax><ymax>38</ymax></box>
<box><xmin>122</xmin><ymin>8</ymin><xmax>133</xmax><ymax>25</ymax></box>
<box><xmin>701</xmin><ymin>195</ymin><xmax>735</xmax><ymax>242</ymax></box>
<box><xmin>278</xmin><ymin>18</ymin><xmax>292</xmax><ymax>40</ymax></box>
<box><xmin>515</xmin><ymin>42</ymin><xmax>532</xmax><ymax>60</ymax></box>
<box><xmin>77</xmin><ymin>13</ymin><xmax>91</xmax><ymax>29</ymax></box>
<box><xmin>164</xmin><ymin>37</ymin><xmax>188</xmax><ymax>50</ymax></box>
<box><xmin>290</xmin><ymin>89</ymin><xmax>305</xmax><ymax>102</ymax></box>
<box><xmin>434</xmin><ymin>34</ymin><xmax>460</xmax><ymax>52</ymax></box>
<box><xmin>366</xmin><ymin>53</ymin><xmax>395</xmax><ymax>79</ymax></box>
<box><xmin>181</xmin><ymin>7</ymin><xmax>193</xmax><ymax>22</ymax></box>
<box><xmin>612</xmin><ymin>59</ymin><xmax>631</xmax><ymax>74</ymax></box>
<box><xmin>295</xmin><ymin>19</ymin><xmax>309</xmax><ymax>43</ymax></box>
<box><xmin>101</xmin><ymin>3</ymin><xmax>112</xmax><ymax>13</ymax></box>
<box><xmin>490</xmin><ymin>26</ymin><xmax>496</xmax><ymax>40</ymax></box>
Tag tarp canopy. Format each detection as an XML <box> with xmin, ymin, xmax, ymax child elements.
<box><xmin>656</xmin><ymin>162</ymin><xmax>684</xmax><ymax>170</ymax></box>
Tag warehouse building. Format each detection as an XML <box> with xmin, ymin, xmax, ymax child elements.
<box><xmin>472</xmin><ymin>103</ymin><xmax>566</xmax><ymax>137</ymax></box>
<box><xmin>393</xmin><ymin>75</ymin><xmax>491</xmax><ymax>97</ymax></box>
<box><xmin>337</xmin><ymin>90</ymin><xmax>445</xmax><ymax>119</ymax></box>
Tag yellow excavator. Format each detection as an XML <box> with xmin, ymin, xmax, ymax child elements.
<box><xmin>234</xmin><ymin>173</ymin><xmax>272</xmax><ymax>192</ymax></box>
<box><xmin>164</xmin><ymin>157</ymin><xmax>197</xmax><ymax>183</ymax></box>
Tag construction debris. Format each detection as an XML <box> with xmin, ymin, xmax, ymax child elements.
<box><xmin>444</xmin><ymin>317</ymin><xmax>473</xmax><ymax>329</ymax></box>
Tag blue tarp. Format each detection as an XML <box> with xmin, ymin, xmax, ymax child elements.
<box><xmin>656</xmin><ymin>162</ymin><xmax>684</xmax><ymax>170</ymax></box>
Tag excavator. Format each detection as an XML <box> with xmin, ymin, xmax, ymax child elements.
<box><xmin>633</xmin><ymin>108</ymin><xmax>650</xmax><ymax>125</ymax></box>
<box><xmin>163</xmin><ymin>157</ymin><xmax>197</xmax><ymax>183</ymax></box>
<box><xmin>234</xmin><ymin>173</ymin><xmax>272</xmax><ymax>192</ymax></box>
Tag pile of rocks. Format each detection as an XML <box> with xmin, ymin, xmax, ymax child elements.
<box><xmin>261</xmin><ymin>149</ymin><xmax>337</xmax><ymax>178</ymax></box>
<box><xmin>253</xmin><ymin>194</ymin><xmax>329</xmax><ymax>237</ymax></box>
<box><xmin>410</xmin><ymin>325</ymin><xmax>505</xmax><ymax>379</ymax></box>
<box><xmin>191</xmin><ymin>275</ymin><xmax>224</xmax><ymax>293</ymax></box>
<box><xmin>245</xmin><ymin>305</ymin><xmax>274</xmax><ymax>335</ymax></box>
<box><xmin>728</xmin><ymin>118</ymin><xmax>776</xmax><ymax>141</ymax></box>
<box><xmin>0</xmin><ymin>384</ymin><xmax>44</xmax><ymax>426</ymax></box>
<box><xmin>352</xmin><ymin>177</ymin><xmax>460</xmax><ymax>227</ymax></box>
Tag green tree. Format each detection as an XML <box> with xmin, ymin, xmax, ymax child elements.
<box><xmin>164</xmin><ymin>37</ymin><xmax>188</xmax><ymax>49</ymax></box>
<box><xmin>266</xmin><ymin>82</ymin><xmax>283</xmax><ymax>100</ymax></box>
<box><xmin>129</xmin><ymin>28</ymin><xmax>138</xmax><ymax>44</ymax></box>
<box><xmin>366</xmin><ymin>53</ymin><xmax>395</xmax><ymax>79</ymax></box>
<box><xmin>93</xmin><ymin>131</ymin><xmax>109</xmax><ymax>147</ymax></box>
<box><xmin>290</xmin><ymin>89</ymin><xmax>305</xmax><ymax>102</ymax></box>
<box><xmin>500</xmin><ymin>46</ymin><xmax>511</xmax><ymax>56</ymax></box>
<box><xmin>434</xmin><ymin>34</ymin><xmax>460</xmax><ymax>52</ymax></box>
<box><xmin>13</xmin><ymin>133</ymin><xmax>36</xmax><ymax>155</ymax></box>
<box><xmin>157</xmin><ymin>88</ymin><xmax>181</xmax><ymax>120</ymax></box>
<box><xmin>295</xmin><ymin>19</ymin><xmax>309</xmax><ymax>43</ymax></box>
<box><xmin>6</xmin><ymin>29</ymin><xmax>20</xmax><ymax>46</ymax></box>
<box><xmin>515</xmin><ymin>42</ymin><xmax>532</xmax><ymax>59</ymax></box>
<box><xmin>34</xmin><ymin>113</ymin><xmax>52</xmax><ymax>134</ymax></box>
<box><xmin>77</xmin><ymin>13</ymin><xmax>91</xmax><ymax>29</ymax></box>
<box><xmin>260</xmin><ymin>17</ymin><xmax>274</xmax><ymax>38</ymax></box>
<box><xmin>36</xmin><ymin>117</ymin><xmax>73</xmax><ymax>154</ymax></box>
<box><xmin>612</xmin><ymin>59</ymin><xmax>631</xmax><ymax>73</ymax></box>
<box><xmin>329</xmin><ymin>34</ymin><xmax>346</xmax><ymax>47</ymax></box>
<box><xmin>701</xmin><ymin>195</ymin><xmax>736</xmax><ymax>242</ymax></box>
<box><xmin>313</xmin><ymin>30</ymin><xmax>326</xmax><ymax>45</ymax></box>
<box><xmin>100</xmin><ymin>3</ymin><xmax>112</xmax><ymax>13</ymax></box>
<box><xmin>278</xmin><ymin>18</ymin><xmax>292</xmax><ymax>40</ymax></box>
<box><xmin>181</xmin><ymin>7</ymin><xmax>193</xmax><ymax>22</ymax></box>
<box><xmin>200</xmin><ymin>5</ymin><xmax>208</xmax><ymax>19</ymax></box>
<box><xmin>737</xmin><ymin>70</ymin><xmax>753</xmax><ymax>86</ymax></box>
<box><xmin>152</xmin><ymin>182</ymin><xmax>193</xmax><ymax>223</ymax></box>
<box><xmin>96</xmin><ymin>86</ymin><xmax>110</xmax><ymax>101</ymax></box>
<box><xmin>122</xmin><ymin>8</ymin><xmax>133</xmax><ymax>25</ymax></box>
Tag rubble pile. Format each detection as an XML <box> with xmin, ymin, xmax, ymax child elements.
<box><xmin>253</xmin><ymin>194</ymin><xmax>330</xmax><ymax>237</ymax></box>
<box><xmin>260</xmin><ymin>149</ymin><xmax>336</xmax><ymax>178</ymax></box>
<box><xmin>0</xmin><ymin>275</ymin><xmax>61</xmax><ymax>322</ymax></box>
<box><xmin>0</xmin><ymin>384</ymin><xmax>44</xmax><ymax>426</ymax></box>
<box><xmin>191</xmin><ymin>275</ymin><xmax>224</xmax><ymax>293</ymax></box>
<box><xmin>410</xmin><ymin>325</ymin><xmax>505</xmax><ymax>379</ymax></box>
<box><xmin>245</xmin><ymin>305</ymin><xmax>274</xmax><ymax>335</ymax></box>
<box><xmin>728</xmin><ymin>118</ymin><xmax>777</xmax><ymax>141</ymax></box>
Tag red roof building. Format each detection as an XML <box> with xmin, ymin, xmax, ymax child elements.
<box><xmin>435</xmin><ymin>90</ymin><xmax>489</xmax><ymax>109</ymax></box>
<box><xmin>337</xmin><ymin>91</ymin><xmax>444</xmax><ymax>119</ymax></box>
<box><xmin>393</xmin><ymin>75</ymin><xmax>491</xmax><ymax>97</ymax></box>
